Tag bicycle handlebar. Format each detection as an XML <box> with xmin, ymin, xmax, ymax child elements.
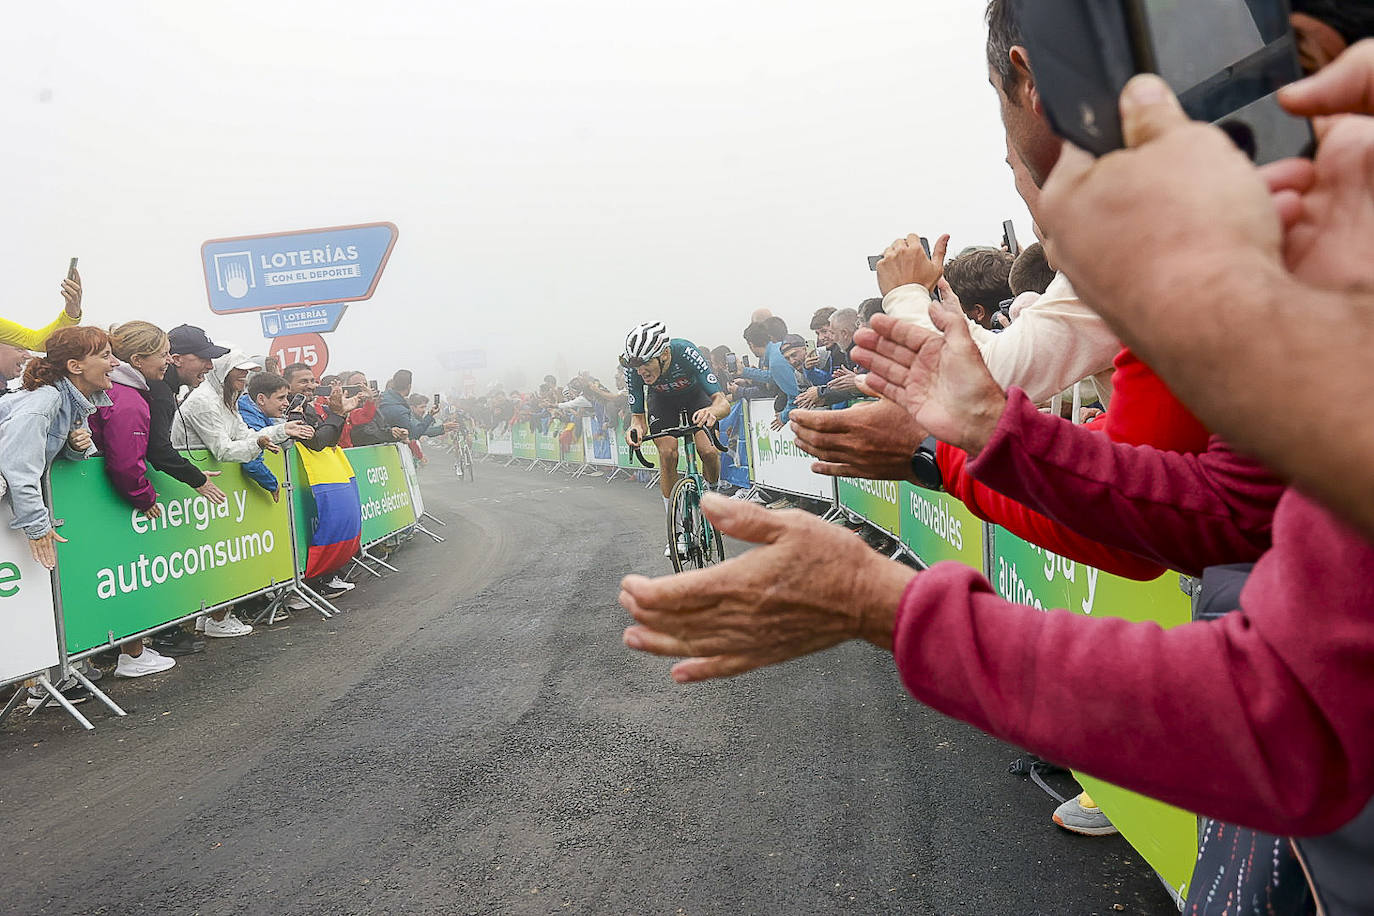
<box><xmin>628</xmin><ymin>422</ymin><xmax>729</xmax><ymax>470</ymax></box>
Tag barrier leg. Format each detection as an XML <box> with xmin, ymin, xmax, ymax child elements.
<box><xmin>361</xmin><ymin>546</ymin><xmax>400</xmax><ymax>573</ymax></box>
<box><xmin>422</xmin><ymin>511</ymin><xmax>447</xmax><ymax>528</ymax></box>
<box><xmin>27</xmin><ymin>675</ymin><xmax>94</xmax><ymax>730</ymax></box>
<box><xmin>66</xmin><ymin>666</ymin><xmax>126</xmax><ymax>718</ymax></box>
<box><xmin>350</xmin><ymin>555</ymin><xmax>384</xmax><ymax>579</ymax></box>
<box><xmin>414</xmin><ymin>522</ymin><xmax>445</xmax><ymax>544</ymax></box>
<box><xmin>0</xmin><ymin>684</ymin><xmax>30</xmax><ymax>727</ymax></box>
<box><xmin>296</xmin><ymin>582</ymin><xmax>341</xmax><ymax>618</ymax></box>
<box><xmin>250</xmin><ymin>588</ymin><xmax>292</xmax><ymax>625</ymax></box>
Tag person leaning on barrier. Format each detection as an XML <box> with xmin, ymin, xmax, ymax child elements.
<box><xmin>236</xmin><ymin>371</ymin><xmax>293</xmax><ymax>502</ymax></box>
<box><xmin>0</xmin><ymin>264</ymin><xmax>83</xmax><ymax>350</ymax></box>
<box><xmin>0</xmin><ymin>326</ymin><xmax>115</xmax><ymax>569</ymax></box>
<box><xmin>86</xmin><ymin>321</ymin><xmax>183</xmax><ymax>678</ymax></box>
<box><xmin>378</xmin><ymin>369</ymin><xmax>455</xmax><ymax>442</ymax></box>
<box><xmin>143</xmin><ymin>325</ymin><xmax>230</xmax><ymax>511</ymax></box>
<box><xmin>280</xmin><ymin>361</ymin><xmax>359</xmax><ymax>451</ymax></box>
<box><xmin>334</xmin><ymin>370</ymin><xmax>403</xmax><ymax>448</ymax></box>
<box><xmin>173</xmin><ymin>351</ymin><xmax>312</xmax><ymax>639</ymax></box>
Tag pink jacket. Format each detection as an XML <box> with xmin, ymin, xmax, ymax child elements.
<box><xmin>89</xmin><ymin>367</ymin><xmax>157</xmax><ymax>510</ymax></box>
<box><xmin>893</xmin><ymin>389</ymin><xmax>1374</xmax><ymax>837</ymax></box>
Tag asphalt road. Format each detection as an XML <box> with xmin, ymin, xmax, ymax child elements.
<box><xmin>1</xmin><ymin>460</ymin><xmax>1177</xmax><ymax>916</ymax></box>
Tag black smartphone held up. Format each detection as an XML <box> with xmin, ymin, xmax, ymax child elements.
<box><xmin>1003</xmin><ymin>221</ymin><xmax>1021</xmax><ymax>257</ymax></box>
<box><xmin>867</xmin><ymin>255</ymin><xmax>882</xmax><ymax>272</ymax></box>
<box><xmin>919</xmin><ymin>237</ymin><xmax>943</xmax><ymax>302</ymax></box>
<box><xmin>68</xmin><ymin>257</ymin><xmax>78</xmax><ymax>279</ymax></box>
<box><xmin>433</xmin><ymin>393</ymin><xmax>441</xmax><ymax>413</ymax></box>
<box><xmin>1020</xmin><ymin>0</ymin><xmax>1312</xmax><ymax>165</ymax></box>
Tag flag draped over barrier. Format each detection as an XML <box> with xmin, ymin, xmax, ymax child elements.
<box><xmin>294</xmin><ymin>445</ymin><xmax>362</xmax><ymax>578</ymax></box>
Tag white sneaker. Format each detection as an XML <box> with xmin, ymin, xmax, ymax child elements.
<box><xmin>325</xmin><ymin>576</ymin><xmax>355</xmax><ymax>592</ymax></box>
<box><xmin>285</xmin><ymin>595</ymin><xmax>310</xmax><ymax>611</ymax></box>
<box><xmin>664</xmin><ymin>542</ymin><xmax>673</xmax><ymax>558</ymax></box>
<box><xmin>203</xmin><ymin>614</ymin><xmax>252</xmax><ymax>638</ymax></box>
<box><xmin>194</xmin><ymin>615</ymin><xmax>207</xmax><ymax>633</ymax></box>
<box><xmin>115</xmin><ymin>647</ymin><xmax>176</xmax><ymax>678</ymax></box>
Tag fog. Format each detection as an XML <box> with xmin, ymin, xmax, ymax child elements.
<box><xmin>1</xmin><ymin>1</ymin><xmax>1025</xmax><ymax>396</ymax></box>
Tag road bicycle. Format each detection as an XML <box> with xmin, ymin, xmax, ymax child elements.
<box><xmin>630</xmin><ymin>412</ymin><xmax>728</xmax><ymax>572</ymax></box>
<box><xmin>453</xmin><ymin>427</ymin><xmax>475</xmax><ymax>482</ymax></box>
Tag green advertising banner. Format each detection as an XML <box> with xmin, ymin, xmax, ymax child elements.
<box><xmin>512</xmin><ymin>422</ymin><xmax>537</xmax><ymax>460</ymax></box>
<box><xmin>611</xmin><ymin>419</ymin><xmax>684</xmax><ymax>472</ymax></box>
<box><xmin>897</xmin><ymin>484</ymin><xmax>983</xmax><ymax>569</ymax></box>
<box><xmin>471</xmin><ymin>429</ymin><xmax>489</xmax><ymax>457</ymax></box>
<box><xmin>837</xmin><ymin>478</ymin><xmax>900</xmax><ymax>537</ymax></box>
<box><xmin>535</xmin><ymin>426</ymin><xmax>561</xmax><ymax>462</ymax></box>
<box><xmin>352</xmin><ymin>444</ymin><xmax>418</xmax><ymax>546</ymax></box>
<box><xmin>991</xmin><ymin>527</ymin><xmax>1197</xmax><ymax>899</ymax></box>
<box><xmin>51</xmin><ymin>452</ymin><xmax>294</xmax><ymax>654</ymax></box>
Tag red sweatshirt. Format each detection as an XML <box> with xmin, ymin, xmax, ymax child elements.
<box><xmin>937</xmin><ymin>348</ymin><xmax>1214</xmax><ymax>580</ymax></box>
<box><xmin>893</xmin><ymin>389</ymin><xmax>1374</xmax><ymax>836</ymax></box>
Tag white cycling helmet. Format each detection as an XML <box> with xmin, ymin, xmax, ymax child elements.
<box><xmin>623</xmin><ymin>322</ymin><xmax>669</xmax><ymax>364</ymax></box>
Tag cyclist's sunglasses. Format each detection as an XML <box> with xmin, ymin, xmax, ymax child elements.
<box><xmin>620</xmin><ymin>353</ymin><xmax>662</xmax><ymax>369</ymax></box>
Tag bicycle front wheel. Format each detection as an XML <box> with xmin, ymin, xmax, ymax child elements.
<box><xmin>668</xmin><ymin>477</ymin><xmax>725</xmax><ymax>572</ymax></box>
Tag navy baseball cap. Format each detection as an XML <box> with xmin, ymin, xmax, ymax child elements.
<box><xmin>168</xmin><ymin>325</ymin><xmax>229</xmax><ymax>359</ymax></box>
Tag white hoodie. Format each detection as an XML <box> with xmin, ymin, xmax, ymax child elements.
<box><xmin>171</xmin><ymin>351</ymin><xmax>289</xmax><ymax>462</ymax></box>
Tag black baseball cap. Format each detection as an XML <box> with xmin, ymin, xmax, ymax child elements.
<box><xmin>168</xmin><ymin>325</ymin><xmax>229</xmax><ymax>359</ymax></box>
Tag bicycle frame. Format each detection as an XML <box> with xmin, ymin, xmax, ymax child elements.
<box><xmin>629</xmin><ymin>411</ymin><xmax>729</xmax><ymax>570</ymax></box>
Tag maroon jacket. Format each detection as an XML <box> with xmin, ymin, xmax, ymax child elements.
<box><xmin>893</xmin><ymin>388</ymin><xmax>1374</xmax><ymax>837</ymax></box>
<box><xmin>89</xmin><ymin>369</ymin><xmax>157</xmax><ymax>511</ymax></box>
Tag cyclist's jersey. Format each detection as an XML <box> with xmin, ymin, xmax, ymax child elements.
<box><xmin>624</xmin><ymin>338</ymin><xmax>722</xmax><ymax>416</ymax></box>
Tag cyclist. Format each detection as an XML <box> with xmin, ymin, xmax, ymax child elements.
<box><xmin>620</xmin><ymin>322</ymin><xmax>731</xmax><ymax>557</ymax></box>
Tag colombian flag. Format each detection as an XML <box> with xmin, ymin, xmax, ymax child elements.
<box><xmin>295</xmin><ymin>445</ymin><xmax>362</xmax><ymax>578</ymax></box>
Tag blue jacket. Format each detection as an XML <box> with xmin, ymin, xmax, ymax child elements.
<box><xmin>236</xmin><ymin>393</ymin><xmax>282</xmax><ymax>494</ymax></box>
<box><xmin>378</xmin><ymin>389</ymin><xmax>442</xmax><ymax>440</ymax></box>
<box><xmin>0</xmin><ymin>378</ymin><xmax>108</xmax><ymax>538</ymax></box>
<box><xmin>740</xmin><ymin>342</ymin><xmax>802</xmax><ymax>421</ymax></box>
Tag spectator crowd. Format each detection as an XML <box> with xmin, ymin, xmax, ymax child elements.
<box><xmin>7</xmin><ymin>1</ymin><xmax>1374</xmax><ymax>912</ymax></box>
<box><xmin>0</xmin><ymin>282</ymin><xmax>457</xmax><ymax>692</ymax></box>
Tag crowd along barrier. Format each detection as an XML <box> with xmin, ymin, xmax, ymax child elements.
<box><xmin>2</xmin><ymin>442</ymin><xmax>430</xmax><ymax>730</ymax></box>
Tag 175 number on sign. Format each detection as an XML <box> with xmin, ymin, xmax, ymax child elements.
<box><xmin>269</xmin><ymin>332</ymin><xmax>330</xmax><ymax>377</ymax></box>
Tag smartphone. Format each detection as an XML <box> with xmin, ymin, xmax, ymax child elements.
<box><xmin>1020</xmin><ymin>0</ymin><xmax>1312</xmax><ymax>165</ymax></box>
<box><xmin>1003</xmin><ymin>221</ymin><xmax>1021</xmax><ymax>257</ymax></box>
<box><xmin>67</xmin><ymin>257</ymin><xmax>78</xmax><ymax>279</ymax></box>
<box><xmin>433</xmin><ymin>393</ymin><xmax>441</xmax><ymax>412</ymax></box>
<box><xmin>742</xmin><ymin>355</ymin><xmax>751</xmax><ymax>369</ymax></box>
<box><xmin>726</xmin><ymin>353</ymin><xmax>738</xmax><ymax>373</ymax></box>
<box><xmin>867</xmin><ymin>255</ymin><xmax>882</xmax><ymax>272</ymax></box>
<box><xmin>919</xmin><ymin>237</ymin><xmax>942</xmax><ymax>302</ymax></box>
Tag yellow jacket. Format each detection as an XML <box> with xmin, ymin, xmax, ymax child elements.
<box><xmin>0</xmin><ymin>308</ymin><xmax>80</xmax><ymax>350</ymax></box>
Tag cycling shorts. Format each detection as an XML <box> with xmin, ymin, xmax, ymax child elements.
<box><xmin>647</xmin><ymin>387</ymin><xmax>713</xmax><ymax>438</ymax></box>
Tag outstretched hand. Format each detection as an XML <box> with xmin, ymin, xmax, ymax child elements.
<box><xmin>850</xmin><ymin>300</ymin><xmax>1007</xmax><ymax>457</ymax></box>
<box><xmin>621</xmin><ymin>493</ymin><xmax>911</xmax><ymax>683</ymax></box>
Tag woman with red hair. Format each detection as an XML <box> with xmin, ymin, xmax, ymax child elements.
<box><xmin>0</xmin><ymin>326</ymin><xmax>118</xmax><ymax>569</ymax></box>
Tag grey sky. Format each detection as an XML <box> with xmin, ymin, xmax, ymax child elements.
<box><xmin>1</xmin><ymin>1</ymin><xmax>1026</xmax><ymax>395</ymax></box>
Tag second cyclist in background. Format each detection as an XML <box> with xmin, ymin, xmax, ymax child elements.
<box><xmin>621</xmin><ymin>322</ymin><xmax>730</xmax><ymax>558</ymax></box>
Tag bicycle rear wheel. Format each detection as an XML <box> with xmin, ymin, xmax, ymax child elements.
<box><xmin>462</xmin><ymin>442</ymin><xmax>475</xmax><ymax>482</ymax></box>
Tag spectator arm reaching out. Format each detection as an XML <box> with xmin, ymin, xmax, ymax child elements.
<box><xmin>1037</xmin><ymin>62</ymin><xmax>1374</xmax><ymax>539</ymax></box>
<box><xmin>883</xmin><ymin>274</ymin><xmax>1119</xmax><ymax>407</ymax></box>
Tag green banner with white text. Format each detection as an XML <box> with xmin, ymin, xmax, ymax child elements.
<box><xmin>990</xmin><ymin>527</ymin><xmax>1197</xmax><ymax>899</ymax></box>
<box><xmin>352</xmin><ymin>444</ymin><xmax>418</xmax><ymax>546</ymax></box>
<box><xmin>51</xmin><ymin>452</ymin><xmax>294</xmax><ymax>655</ymax></box>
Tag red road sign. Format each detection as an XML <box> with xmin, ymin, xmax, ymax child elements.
<box><xmin>269</xmin><ymin>333</ymin><xmax>330</xmax><ymax>379</ymax></box>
